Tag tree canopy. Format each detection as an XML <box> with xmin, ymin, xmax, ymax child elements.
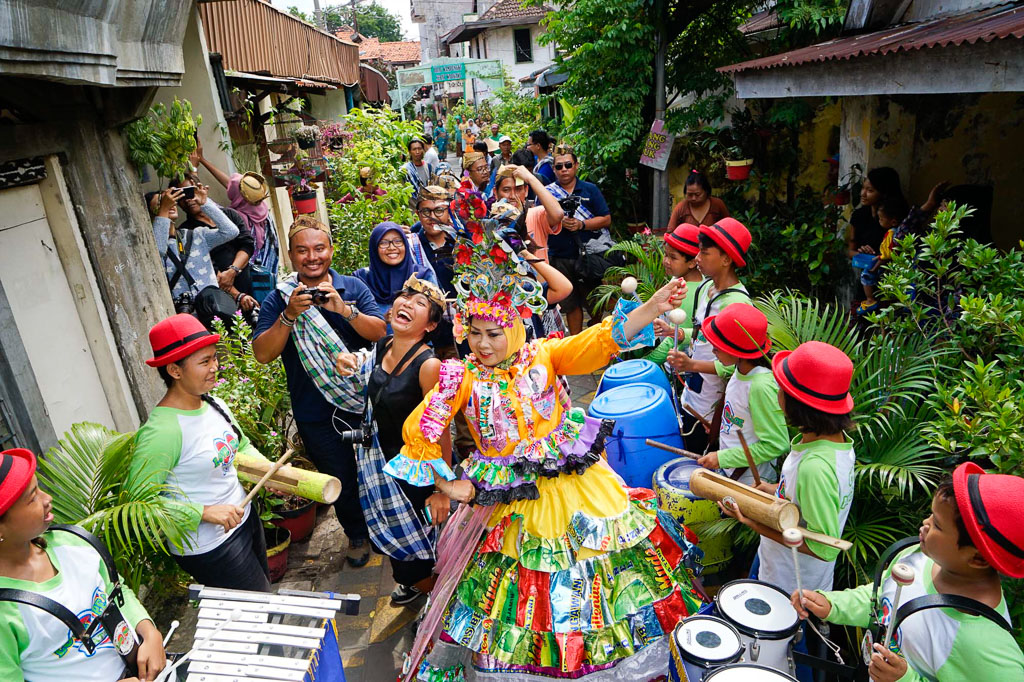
<box><xmin>287</xmin><ymin>2</ymin><xmax>404</xmax><ymax>42</ymax></box>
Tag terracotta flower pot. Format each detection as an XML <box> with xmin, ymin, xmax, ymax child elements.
<box><xmin>265</xmin><ymin>526</ymin><xmax>291</xmax><ymax>583</ymax></box>
<box><xmin>271</xmin><ymin>497</ymin><xmax>317</xmax><ymax>542</ymax></box>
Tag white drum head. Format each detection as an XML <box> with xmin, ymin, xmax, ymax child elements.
<box><xmin>675</xmin><ymin>616</ymin><xmax>742</xmax><ymax>665</ymax></box>
<box><xmin>705</xmin><ymin>663</ymin><xmax>798</xmax><ymax>680</ymax></box>
<box><xmin>715</xmin><ymin>580</ymin><xmax>799</xmax><ymax>639</ymax></box>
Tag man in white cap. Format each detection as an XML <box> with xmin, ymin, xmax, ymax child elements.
<box><xmin>486</xmin><ymin>134</ymin><xmax>515</xmax><ymax>196</ymax></box>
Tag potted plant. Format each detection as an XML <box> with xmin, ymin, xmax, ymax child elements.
<box><xmin>288</xmin><ymin>151</ymin><xmax>320</xmax><ymax>214</ymax></box>
<box><xmin>122</xmin><ymin>97</ymin><xmax>203</xmax><ymax>182</ymax></box>
<box><xmin>268</xmin><ymin>139</ymin><xmax>296</xmax><ymax>156</ymax></box>
<box><xmin>723</xmin><ymin>146</ymin><xmax>754</xmax><ymax>181</ymax></box>
<box><xmin>293</xmin><ymin>125</ymin><xmax>320</xmax><ymax>150</ymax></box>
<box><xmin>320</xmin><ymin>122</ymin><xmax>351</xmax><ymax>151</ymax></box>
<box><xmin>270</xmin><ymin>492</ymin><xmax>318</xmax><ymax>542</ymax></box>
<box><xmin>265</xmin><ymin>525</ymin><xmax>291</xmax><ymax>582</ymax></box>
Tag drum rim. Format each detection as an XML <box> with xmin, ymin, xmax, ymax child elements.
<box><xmin>714</xmin><ymin>579</ymin><xmax>801</xmax><ymax>639</ymax></box>
<box><xmin>703</xmin><ymin>662</ymin><xmax>799</xmax><ymax>680</ymax></box>
<box><xmin>674</xmin><ymin>616</ymin><xmax>744</xmax><ymax>667</ymax></box>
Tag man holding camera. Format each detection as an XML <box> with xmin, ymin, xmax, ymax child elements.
<box><xmin>253</xmin><ymin>216</ymin><xmax>385</xmax><ymax>567</ymax></box>
<box><xmin>544</xmin><ymin>144</ymin><xmax>614</xmax><ymax>335</ymax></box>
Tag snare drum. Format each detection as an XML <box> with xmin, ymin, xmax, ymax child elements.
<box><xmin>668</xmin><ymin>615</ymin><xmax>743</xmax><ymax>681</ymax></box>
<box><xmin>714</xmin><ymin>580</ymin><xmax>800</xmax><ymax>675</ymax></box>
<box><xmin>703</xmin><ymin>663</ymin><xmax>798</xmax><ymax>681</ymax></box>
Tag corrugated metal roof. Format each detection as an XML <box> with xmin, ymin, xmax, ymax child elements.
<box><xmin>740</xmin><ymin>8</ymin><xmax>784</xmax><ymax>35</ymax></box>
<box><xmin>720</xmin><ymin>2</ymin><xmax>1024</xmax><ymax>73</ymax></box>
<box><xmin>198</xmin><ymin>0</ymin><xmax>359</xmax><ymax>86</ymax></box>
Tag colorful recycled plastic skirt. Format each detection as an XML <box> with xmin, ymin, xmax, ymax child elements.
<box><xmin>415</xmin><ymin>428</ymin><xmax>707</xmax><ymax>681</ymax></box>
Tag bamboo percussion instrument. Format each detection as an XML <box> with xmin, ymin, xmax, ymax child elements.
<box><xmin>235</xmin><ymin>451</ymin><xmax>341</xmax><ymax>505</ymax></box>
<box><xmin>688</xmin><ymin>469</ymin><xmax>853</xmax><ymax>551</ymax></box>
<box><xmin>736</xmin><ymin>431</ymin><xmax>762</xmax><ymax>487</ymax></box>
<box><xmin>645</xmin><ymin>438</ymin><xmax>701</xmax><ymax>460</ymax></box>
<box><xmin>240</xmin><ymin>450</ymin><xmax>295</xmax><ymax>507</ymax></box>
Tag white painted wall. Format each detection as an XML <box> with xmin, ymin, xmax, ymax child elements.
<box><xmin>903</xmin><ymin>0</ymin><xmax>1006</xmax><ymax>22</ymax></box>
<box><xmin>414</xmin><ymin>0</ymin><xmax>475</xmax><ymax>61</ymax></box>
<box><xmin>473</xmin><ymin>25</ymin><xmax>554</xmax><ymax>100</ymax></box>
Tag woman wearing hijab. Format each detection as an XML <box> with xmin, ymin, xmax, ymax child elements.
<box><xmin>355</xmin><ymin>222</ymin><xmax>438</xmax><ymax>324</ymax></box>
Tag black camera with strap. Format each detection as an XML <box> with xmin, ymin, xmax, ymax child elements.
<box><xmin>0</xmin><ymin>525</ymin><xmax>140</xmax><ymax>677</ymax></box>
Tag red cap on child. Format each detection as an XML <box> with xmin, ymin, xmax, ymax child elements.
<box><xmin>771</xmin><ymin>341</ymin><xmax>854</xmax><ymax>414</ymax></box>
<box><xmin>664</xmin><ymin>223</ymin><xmax>700</xmax><ymax>257</ymax></box>
<box><xmin>699</xmin><ymin>218</ymin><xmax>752</xmax><ymax>267</ymax></box>
<box><xmin>701</xmin><ymin>303</ymin><xmax>770</xmax><ymax>360</ymax></box>
<box><xmin>954</xmin><ymin>462</ymin><xmax>1024</xmax><ymax>578</ymax></box>
<box><xmin>0</xmin><ymin>448</ymin><xmax>37</xmax><ymax>515</ymax></box>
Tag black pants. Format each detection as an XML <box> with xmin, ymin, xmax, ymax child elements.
<box><xmin>682</xmin><ymin>410</ymin><xmax>711</xmax><ymax>456</ymax></box>
<box><xmin>389</xmin><ymin>477</ymin><xmax>436</xmax><ymax>587</ymax></box>
<box><xmin>296</xmin><ymin>416</ymin><xmax>369</xmax><ymax>542</ymax></box>
<box><xmin>174</xmin><ymin>508</ymin><xmax>271</xmax><ymax>592</ymax></box>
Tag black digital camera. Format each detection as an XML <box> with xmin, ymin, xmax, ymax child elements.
<box><xmin>337</xmin><ymin>422</ymin><xmax>372</xmax><ymax>448</ymax></box>
<box><xmin>558</xmin><ymin>194</ymin><xmax>589</xmax><ymax>217</ymax></box>
<box><xmin>173</xmin><ymin>292</ymin><xmax>195</xmax><ymax>314</ymax></box>
<box><xmin>299</xmin><ymin>287</ymin><xmax>330</xmax><ymax>305</ymax></box>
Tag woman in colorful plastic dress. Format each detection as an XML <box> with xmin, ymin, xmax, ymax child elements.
<box><xmin>386</xmin><ymin>182</ymin><xmax>707</xmax><ymax>682</ymax></box>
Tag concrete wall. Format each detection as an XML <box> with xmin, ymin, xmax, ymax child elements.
<box><xmin>839</xmin><ymin>93</ymin><xmax>1024</xmax><ymax>250</ymax></box>
<box><xmin>463</xmin><ymin>24</ymin><xmax>554</xmax><ymax>101</ymax></box>
<box><xmin>414</xmin><ymin>0</ymin><xmax>475</xmax><ymax>61</ymax></box>
<box><xmin>903</xmin><ymin>0</ymin><xmax>1007</xmax><ymax>22</ymax></box>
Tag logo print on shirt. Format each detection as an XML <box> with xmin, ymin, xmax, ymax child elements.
<box><xmin>212</xmin><ymin>429</ymin><xmax>239</xmax><ymax>474</ymax></box>
<box><xmin>721</xmin><ymin>402</ymin><xmax>745</xmax><ymax>436</ymax></box>
<box><xmin>53</xmin><ymin>587</ymin><xmax>111</xmax><ymax>658</ymax></box>
<box><xmin>878</xmin><ymin>597</ymin><xmax>904</xmax><ymax>653</ymax></box>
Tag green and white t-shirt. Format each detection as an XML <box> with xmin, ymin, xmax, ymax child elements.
<box><xmin>715</xmin><ymin>366</ymin><xmax>789</xmax><ymax>486</ymax></box>
<box><xmin>642</xmin><ymin>279</ymin><xmax>701</xmax><ymax>366</ymax></box>
<box><xmin>0</xmin><ymin>531</ymin><xmax>149</xmax><ymax>682</ymax></box>
<box><xmin>681</xmin><ymin>280</ymin><xmax>750</xmax><ymax>421</ymax></box>
<box><xmin>757</xmin><ymin>435</ymin><xmax>855</xmax><ymax>593</ymax></box>
<box><xmin>131</xmin><ymin>397</ymin><xmax>267</xmax><ymax>556</ymax></box>
<box><xmin>824</xmin><ymin>544</ymin><xmax>1024</xmax><ymax>682</ymax></box>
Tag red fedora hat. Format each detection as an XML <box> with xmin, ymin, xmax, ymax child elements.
<box><xmin>772</xmin><ymin>341</ymin><xmax>854</xmax><ymax>414</ymax></box>
<box><xmin>702</xmin><ymin>303</ymin><xmax>771</xmax><ymax>360</ymax></box>
<box><xmin>954</xmin><ymin>462</ymin><xmax>1024</xmax><ymax>578</ymax></box>
<box><xmin>664</xmin><ymin>222</ymin><xmax>700</xmax><ymax>257</ymax></box>
<box><xmin>700</xmin><ymin>218</ymin><xmax>752</xmax><ymax>267</ymax></box>
<box><xmin>146</xmin><ymin>314</ymin><xmax>220</xmax><ymax>367</ymax></box>
<box><xmin>0</xmin><ymin>448</ymin><xmax>37</xmax><ymax>515</ymax></box>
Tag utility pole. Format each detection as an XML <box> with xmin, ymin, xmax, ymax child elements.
<box><xmin>313</xmin><ymin>0</ymin><xmax>324</xmax><ymax>30</ymax></box>
<box><xmin>652</xmin><ymin>0</ymin><xmax>669</xmax><ymax>230</ymax></box>
<box><xmin>350</xmin><ymin>0</ymin><xmax>360</xmax><ymax>35</ymax></box>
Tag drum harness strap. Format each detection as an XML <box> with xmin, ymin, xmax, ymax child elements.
<box><xmin>0</xmin><ymin>524</ymin><xmax>140</xmax><ymax>676</ymax></box>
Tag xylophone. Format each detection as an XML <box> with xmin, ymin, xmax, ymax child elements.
<box><xmin>158</xmin><ymin>584</ymin><xmax>360</xmax><ymax>682</ymax></box>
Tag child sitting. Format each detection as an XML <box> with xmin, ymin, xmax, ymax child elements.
<box><xmin>646</xmin><ymin>222</ymin><xmax>704</xmax><ymax>365</ymax></box>
<box><xmin>792</xmin><ymin>463</ymin><xmax>1024</xmax><ymax>682</ymax></box>
<box><xmin>721</xmin><ymin>340</ymin><xmax>856</xmax><ymax>594</ymax></box>
<box><xmin>695</xmin><ymin>303</ymin><xmax>789</xmax><ymax>486</ymax></box>
<box><xmin>858</xmin><ymin>196</ymin><xmax>908</xmax><ymax>314</ymax></box>
<box><xmin>666</xmin><ymin>219</ymin><xmax>752</xmax><ymax>454</ymax></box>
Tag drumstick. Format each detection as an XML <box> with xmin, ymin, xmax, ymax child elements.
<box><xmin>645</xmin><ymin>438</ymin><xmax>701</xmax><ymax>460</ymax></box>
<box><xmin>155</xmin><ymin>609</ymin><xmax>244</xmax><ymax>682</ymax></box>
<box><xmin>782</xmin><ymin>528</ymin><xmax>804</xmax><ymax>605</ymax></box>
<box><xmin>667</xmin><ymin>308</ymin><xmax>686</xmax><ymax>350</ymax></box>
<box><xmin>620</xmin><ymin>276</ymin><xmax>641</xmax><ymax>303</ymax></box>
<box><xmin>241</xmin><ymin>449</ymin><xmax>295</xmax><ymax>508</ymax></box>
<box><xmin>683</xmin><ymin>403</ymin><xmax>713</xmax><ymax>431</ymax></box>
<box><xmin>882</xmin><ymin>563</ymin><xmax>915</xmax><ymax>654</ymax></box>
<box><xmin>736</xmin><ymin>431</ymin><xmax>761</xmax><ymax>487</ymax></box>
<box><xmin>162</xmin><ymin>619</ymin><xmax>179</xmax><ymax>647</ymax></box>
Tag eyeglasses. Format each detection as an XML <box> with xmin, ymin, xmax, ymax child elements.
<box><xmin>378</xmin><ymin>238</ymin><xmax>405</xmax><ymax>250</ymax></box>
<box><xmin>554</xmin><ymin>162</ymin><xmax>575</xmax><ymax>171</ymax></box>
<box><xmin>470</xmin><ymin>164</ymin><xmax>488</xmax><ymax>174</ymax></box>
<box><xmin>417</xmin><ymin>207</ymin><xmax>448</xmax><ymax>218</ymax></box>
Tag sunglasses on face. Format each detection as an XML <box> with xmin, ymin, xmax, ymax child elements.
<box><xmin>554</xmin><ymin>162</ymin><xmax>575</xmax><ymax>171</ymax></box>
<box><xmin>417</xmin><ymin>207</ymin><xmax>448</xmax><ymax>218</ymax></box>
<box><xmin>378</xmin><ymin>238</ymin><xmax>405</xmax><ymax>250</ymax></box>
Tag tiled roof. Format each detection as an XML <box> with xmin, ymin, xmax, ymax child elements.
<box><xmin>335</xmin><ymin>26</ymin><xmax>358</xmax><ymax>42</ymax></box>
<box><xmin>356</xmin><ymin>37</ymin><xmax>421</xmax><ymax>64</ymax></box>
<box><xmin>479</xmin><ymin>0</ymin><xmax>549</xmax><ymax>21</ymax></box>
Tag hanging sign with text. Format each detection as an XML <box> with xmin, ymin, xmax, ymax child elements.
<box><xmin>639</xmin><ymin>119</ymin><xmax>674</xmax><ymax>171</ymax></box>
<box><xmin>431</xmin><ymin>63</ymin><xmax>466</xmax><ymax>83</ymax></box>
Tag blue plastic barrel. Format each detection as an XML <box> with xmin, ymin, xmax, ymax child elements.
<box><xmin>597</xmin><ymin>359</ymin><xmax>672</xmax><ymax>396</ymax></box>
<box><xmin>588</xmin><ymin>382</ymin><xmax>683</xmax><ymax>488</ymax></box>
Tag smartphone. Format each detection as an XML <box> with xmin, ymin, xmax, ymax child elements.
<box><xmin>178</xmin><ymin>185</ymin><xmax>196</xmax><ymax>201</ymax></box>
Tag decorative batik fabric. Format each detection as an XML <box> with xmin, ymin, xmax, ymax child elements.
<box><xmin>391</xmin><ymin>312</ymin><xmax>706</xmax><ymax>681</ymax></box>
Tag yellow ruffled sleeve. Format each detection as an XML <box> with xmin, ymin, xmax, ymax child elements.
<box><xmin>399</xmin><ymin>358</ymin><xmax>473</xmax><ymax>463</ymax></box>
<box><xmin>541</xmin><ymin>316</ymin><xmax>621</xmax><ymax>377</ymax></box>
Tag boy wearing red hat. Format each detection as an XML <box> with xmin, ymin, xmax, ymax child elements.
<box><xmin>645</xmin><ymin>223</ymin><xmax>704</xmax><ymax>365</ymax></box>
<box><xmin>722</xmin><ymin>340</ymin><xmax>857</xmax><ymax>596</ymax></box>
<box><xmin>695</xmin><ymin>303</ymin><xmax>789</xmax><ymax>486</ymax></box>
<box><xmin>793</xmin><ymin>463</ymin><xmax>1024</xmax><ymax>682</ymax></box>
<box><xmin>666</xmin><ymin>218</ymin><xmax>753</xmax><ymax>454</ymax></box>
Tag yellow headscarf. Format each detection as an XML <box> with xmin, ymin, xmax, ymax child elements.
<box><xmin>502</xmin><ymin>316</ymin><xmax>527</xmax><ymax>363</ymax></box>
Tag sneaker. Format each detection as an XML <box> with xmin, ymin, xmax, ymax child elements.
<box><xmin>391</xmin><ymin>584</ymin><xmax>422</xmax><ymax>606</ymax></box>
<box><xmin>346</xmin><ymin>538</ymin><xmax>370</xmax><ymax>568</ymax></box>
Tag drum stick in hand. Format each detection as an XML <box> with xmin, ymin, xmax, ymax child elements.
<box><xmin>620</xmin><ymin>276</ymin><xmax>641</xmax><ymax>303</ymax></box>
<box><xmin>667</xmin><ymin>308</ymin><xmax>686</xmax><ymax>350</ymax></box>
<box><xmin>782</xmin><ymin>528</ymin><xmax>804</xmax><ymax>605</ymax></box>
<box><xmin>645</xmin><ymin>439</ymin><xmax>701</xmax><ymax>460</ymax></box>
<box><xmin>736</xmin><ymin>431</ymin><xmax>761</xmax><ymax>487</ymax></box>
<box><xmin>241</xmin><ymin>449</ymin><xmax>295</xmax><ymax>507</ymax></box>
<box><xmin>882</xmin><ymin>563</ymin><xmax>915</xmax><ymax>654</ymax></box>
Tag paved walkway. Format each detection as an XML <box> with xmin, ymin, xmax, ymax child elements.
<box><xmin>160</xmin><ymin>370</ymin><xmax>602</xmax><ymax>681</ymax></box>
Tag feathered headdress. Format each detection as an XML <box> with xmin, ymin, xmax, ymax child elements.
<box><xmin>446</xmin><ymin>181</ymin><xmax>547</xmax><ymax>332</ymax></box>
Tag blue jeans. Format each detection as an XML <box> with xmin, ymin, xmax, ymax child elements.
<box><xmin>296</xmin><ymin>416</ymin><xmax>369</xmax><ymax>542</ymax></box>
<box><xmin>749</xmin><ymin>555</ymin><xmax>814</xmax><ymax>682</ymax></box>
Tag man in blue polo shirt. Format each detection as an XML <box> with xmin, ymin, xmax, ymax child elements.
<box><xmin>545</xmin><ymin>144</ymin><xmax>614</xmax><ymax>335</ymax></box>
<box><xmin>253</xmin><ymin>216</ymin><xmax>385</xmax><ymax>568</ymax></box>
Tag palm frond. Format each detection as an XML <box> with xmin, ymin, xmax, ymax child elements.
<box><xmin>756</xmin><ymin>291</ymin><xmax>861</xmax><ymax>356</ymax></box>
<box><xmin>38</xmin><ymin>422</ymin><xmax>123</xmax><ymax>523</ymax></box>
<box><xmin>854</xmin><ymin>406</ymin><xmax>944</xmax><ymax>499</ymax></box>
<box><xmin>839</xmin><ymin>507</ymin><xmax>907</xmax><ymax>585</ymax></box>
